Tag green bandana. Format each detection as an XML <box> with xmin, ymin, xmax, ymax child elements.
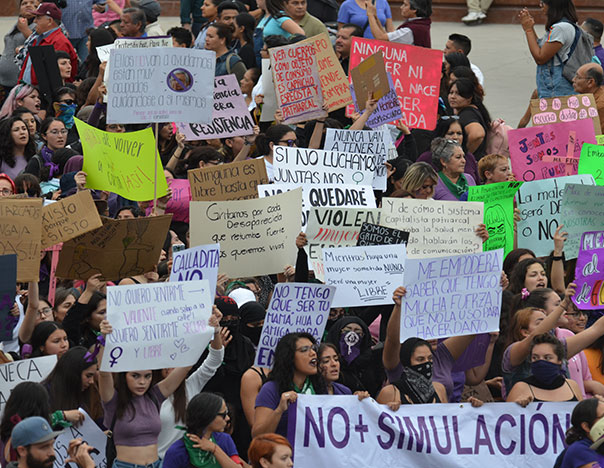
<box><xmin>293</xmin><ymin>378</ymin><xmax>316</xmax><ymax>395</ymax></box>
<box><xmin>181</xmin><ymin>433</ymin><xmax>221</xmax><ymax>468</ymax></box>
<box><xmin>438</xmin><ymin>171</ymin><xmax>469</xmax><ymax>200</ymax></box>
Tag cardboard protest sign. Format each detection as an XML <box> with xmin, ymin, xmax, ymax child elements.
<box><xmin>350</xmin><ymin>50</ymin><xmax>390</xmax><ymax>110</ymax></box>
<box><xmin>101</xmin><ymin>280</ymin><xmax>214</xmax><ymax>372</ymax></box>
<box><xmin>76</xmin><ymin>118</ymin><xmax>169</xmax><ymax>201</ymax></box>
<box><xmin>530</xmin><ymin>93</ymin><xmax>601</xmax><ymax>135</ymax></box>
<box><xmin>508</xmin><ymin>119</ymin><xmax>596</xmax><ymax>182</ymax></box>
<box><xmin>468</xmin><ymin>181</ymin><xmax>523</xmax><ymax>256</ymax></box>
<box><xmin>41</xmin><ymin>191</ymin><xmax>103</xmax><ymax>249</ymax></box>
<box><xmin>0</xmin><ymin>355</ymin><xmax>57</xmax><ymax>413</ymax></box>
<box><xmin>258</xmin><ymin>183</ymin><xmax>376</xmax><ymax>229</ymax></box>
<box><xmin>305</xmin><ymin>207</ymin><xmax>381</xmax><ymax>281</ymax></box>
<box><xmin>254</xmin><ymin>283</ymin><xmax>335</xmax><ymax>368</ymax></box>
<box><xmin>270</xmin><ymin>41</ymin><xmax>327</xmax><ymax>125</ymax></box>
<box><xmin>292</xmin><ymin>395</ymin><xmax>573</xmax><ymax>468</ymax></box>
<box><xmin>597</xmin><ymin>135</ymin><xmax>604</xmax><ymax>145</ymax></box>
<box><xmin>380</xmin><ymin>198</ymin><xmax>484</xmax><ymax>259</ymax></box>
<box><xmin>56</xmin><ymin>215</ymin><xmax>172</xmax><ymax>281</ymax></box>
<box><xmin>188</xmin><ymin>159</ymin><xmax>268</xmax><ymax>201</ymax></box>
<box><xmin>573</xmin><ymin>231</ymin><xmax>604</xmax><ymax>310</ymax></box>
<box><xmin>349</xmin><ymin>38</ymin><xmax>442</xmax><ymax>130</ymax></box>
<box><xmin>190</xmin><ymin>189</ymin><xmax>302</xmax><ymax>277</ymax></box>
<box><xmin>169</xmin><ymin>243</ymin><xmax>219</xmax><ymax>294</ymax></box>
<box><xmin>578</xmin><ymin>143</ymin><xmax>604</xmax><ymax>185</ymax></box>
<box><xmin>324</xmin><ymin>244</ymin><xmax>406</xmax><ymax>308</ymax></box>
<box><xmin>0</xmin><ymin>198</ymin><xmax>42</xmax><ymax>282</ymax></box>
<box><xmin>176</xmin><ymin>74</ymin><xmax>255</xmax><ymax>140</ymax></box>
<box><xmin>107</xmin><ymin>47</ymin><xmax>215</xmax><ymax>124</ymax></box>
<box><xmin>357</xmin><ymin>223</ymin><xmax>409</xmax><ymax>246</ymax></box>
<box><xmin>560</xmin><ymin>184</ymin><xmax>604</xmax><ymax>259</ymax></box>
<box><xmin>401</xmin><ymin>249</ymin><xmax>503</xmax><ymax>341</ymax></box>
<box><xmin>323</xmin><ymin>128</ymin><xmax>389</xmax><ymax>190</ymax></box>
<box><xmin>260</xmin><ymin>58</ymin><xmax>278</xmax><ymax>122</ymax></box>
<box><xmin>516</xmin><ymin>175</ymin><xmax>595</xmax><ymax>257</ymax></box>
<box><xmin>273</xmin><ymin>146</ymin><xmax>376</xmax><ymax>186</ymax></box>
<box><xmin>349</xmin><ymin>73</ymin><xmax>402</xmax><ymax>128</ymax></box>
<box><xmin>302</xmin><ymin>33</ymin><xmax>352</xmax><ymax>111</ymax></box>
<box><xmin>53</xmin><ymin>410</ymin><xmax>106</xmax><ymax>468</ymax></box>
<box><xmin>0</xmin><ymin>255</ymin><xmax>17</xmax><ymax>341</ymax></box>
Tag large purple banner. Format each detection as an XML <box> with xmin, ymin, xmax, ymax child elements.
<box><xmin>573</xmin><ymin>230</ymin><xmax>604</xmax><ymax>310</ymax></box>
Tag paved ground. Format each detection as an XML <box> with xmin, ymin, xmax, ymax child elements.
<box><xmin>0</xmin><ymin>17</ymin><xmax>536</xmax><ymax>126</ymax></box>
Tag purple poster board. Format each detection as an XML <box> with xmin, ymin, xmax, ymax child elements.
<box><xmin>573</xmin><ymin>231</ymin><xmax>604</xmax><ymax>310</ymax></box>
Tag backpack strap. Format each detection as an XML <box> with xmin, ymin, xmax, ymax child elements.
<box><xmin>226</xmin><ymin>52</ymin><xmax>234</xmax><ymax>75</ymax></box>
<box><xmin>555</xmin><ymin>22</ymin><xmax>580</xmax><ymax>65</ymax></box>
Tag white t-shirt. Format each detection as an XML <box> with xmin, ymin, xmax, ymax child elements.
<box><xmin>470</xmin><ymin>62</ymin><xmax>484</xmax><ymax>86</ymax></box>
<box><xmin>387</xmin><ymin>27</ymin><xmax>413</xmax><ymax>44</ymax></box>
<box><xmin>539</xmin><ymin>21</ymin><xmax>576</xmax><ymax>65</ymax></box>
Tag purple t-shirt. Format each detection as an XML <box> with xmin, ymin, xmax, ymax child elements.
<box><xmin>102</xmin><ymin>385</ymin><xmax>166</xmax><ymax>447</ymax></box>
<box><xmin>561</xmin><ymin>439</ymin><xmax>604</xmax><ymax>468</ymax></box>
<box><xmin>416</xmin><ymin>150</ymin><xmax>481</xmax><ymax>184</ymax></box>
<box><xmin>595</xmin><ymin>45</ymin><xmax>604</xmax><ymax>66</ymax></box>
<box><xmin>385</xmin><ymin>342</ymin><xmax>455</xmax><ymax>400</ymax></box>
<box><xmin>332</xmin><ymin>382</ymin><xmax>352</xmax><ymax>395</ymax></box>
<box><xmin>337</xmin><ymin>0</ymin><xmax>391</xmax><ymax>39</ymax></box>
<box><xmin>255</xmin><ymin>380</ymin><xmax>289</xmax><ymax>437</ymax></box>
<box><xmin>163</xmin><ymin>433</ymin><xmax>238</xmax><ymax>468</ymax></box>
<box><xmin>433</xmin><ymin>173</ymin><xmax>476</xmax><ymax>201</ymax></box>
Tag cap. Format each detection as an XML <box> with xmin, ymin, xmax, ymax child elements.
<box><xmin>590</xmin><ymin>417</ymin><xmax>604</xmax><ymax>451</ymax></box>
<box><xmin>135</xmin><ymin>0</ymin><xmax>161</xmax><ymax>20</ymax></box>
<box><xmin>34</xmin><ymin>3</ymin><xmax>62</xmax><ymax>21</ymax></box>
<box><xmin>228</xmin><ymin>288</ymin><xmax>256</xmax><ymax>308</ymax></box>
<box><xmin>11</xmin><ymin>417</ymin><xmax>62</xmax><ymax>448</ymax></box>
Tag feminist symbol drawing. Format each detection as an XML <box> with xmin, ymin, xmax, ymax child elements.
<box><xmin>109</xmin><ymin>347</ymin><xmax>123</xmax><ymax>367</ymax></box>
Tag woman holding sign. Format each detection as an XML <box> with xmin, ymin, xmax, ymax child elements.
<box><xmin>206</xmin><ymin>23</ymin><xmax>247</xmax><ymax>82</ymax></box>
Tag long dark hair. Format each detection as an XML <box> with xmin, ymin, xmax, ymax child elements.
<box><xmin>543</xmin><ymin>0</ymin><xmax>578</xmax><ymax>30</ymax></box>
<box><xmin>114</xmin><ymin>371</ymin><xmax>156</xmax><ymax>420</ymax></box>
<box><xmin>449</xmin><ymin>77</ymin><xmax>491</xmax><ymax>126</ymax></box>
<box><xmin>265</xmin><ymin>0</ymin><xmax>286</xmax><ymax>17</ymax></box>
<box><xmin>30</xmin><ymin>322</ymin><xmax>65</xmax><ymax>357</ymax></box>
<box><xmin>43</xmin><ymin>346</ymin><xmax>97</xmax><ymax>412</ymax></box>
<box><xmin>84</xmin><ymin>27</ymin><xmax>115</xmax><ymax>78</ymax></box>
<box><xmin>510</xmin><ymin>287</ymin><xmax>557</xmax><ymax>316</ymax></box>
<box><xmin>400</xmin><ymin>337</ymin><xmax>431</xmax><ymax>368</ymax></box>
<box><xmin>255</xmin><ymin>124</ymin><xmax>293</xmax><ymax>156</ymax></box>
<box><xmin>0</xmin><ymin>116</ymin><xmax>36</xmax><ymax>168</ymax></box>
<box><xmin>503</xmin><ymin>248</ymin><xmax>536</xmax><ymax>279</ymax></box>
<box><xmin>235</xmin><ymin>13</ymin><xmax>255</xmax><ymax>44</ymax></box>
<box><xmin>268</xmin><ymin>332</ymin><xmax>327</xmax><ymax>395</ymax></box>
<box><xmin>566</xmin><ymin>398</ymin><xmax>600</xmax><ymax>444</ymax></box>
<box><xmin>185</xmin><ymin>393</ymin><xmax>224</xmax><ymax>436</ymax></box>
<box><xmin>0</xmin><ymin>382</ymin><xmax>51</xmax><ymax>442</ymax></box>
<box><xmin>508</xmin><ymin>258</ymin><xmax>546</xmax><ymax>294</ymax></box>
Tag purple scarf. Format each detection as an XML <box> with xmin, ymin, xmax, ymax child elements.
<box><xmin>40</xmin><ymin>146</ymin><xmax>59</xmax><ymax>179</ymax></box>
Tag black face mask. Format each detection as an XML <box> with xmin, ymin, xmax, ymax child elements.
<box><xmin>220</xmin><ymin>319</ymin><xmax>240</xmax><ymax>335</ymax></box>
<box><xmin>241</xmin><ymin>326</ymin><xmax>262</xmax><ymax>346</ymax></box>
<box><xmin>410</xmin><ymin>361</ymin><xmax>433</xmax><ymax>380</ymax></box>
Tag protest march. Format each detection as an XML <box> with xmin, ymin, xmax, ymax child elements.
<box><xmin>2</xmin><ymin>0</ymin><xmax>604</xmax><ymax>467</ymax></box>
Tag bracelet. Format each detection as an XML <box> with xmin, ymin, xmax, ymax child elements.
<box><xmin>552</xmin><ymin>253</ymin><xmax>564</xmax><ymax>261</ymax></box>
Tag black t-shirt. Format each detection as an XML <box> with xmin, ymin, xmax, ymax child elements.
<box><xmin>458</xmin><ymin>106</ymin><xmax>488</xmax><ymax>159</ymax></box>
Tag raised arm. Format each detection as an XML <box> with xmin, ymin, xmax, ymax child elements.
<box><xmin>383</xmin><ymin>286</ymin><xmax>406</xmax><ymax>371</ymax></box>
<box><xmin>550</xmin><ymin>224</ymin><xmax>567</xmax><ymax>295</ymax></box>
<box><xmin>349</xmin><ymin>98</ymin><xmax>378</xmax><ymax>130</ymax></box>
<box><xmin>98</xmin><ymin>320</ymin><xmax>115</xmax><ymax>403</ymax></box>
<box><xmin>18</xmin><ymin>281</ymin><xmax>39</xmax><ymax>344</ymax></box>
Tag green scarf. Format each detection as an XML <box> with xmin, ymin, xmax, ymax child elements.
<box><xmin>182</xmin><ymin>433</ymin><xmax>221</xmax><ymax>468</ymax></box>
<box><xmin>293</xmin><ymin>378</ymin><xmax>316</xmax><ymax>395</ymax></box>
<box><xmin>438</xmin><ymin>171</ymin><xmax>469</xmax><ymax>200</ymax></box>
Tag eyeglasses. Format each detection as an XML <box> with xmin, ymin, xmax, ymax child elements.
<box><xmin>0</xmin><ymin>188</ymin><xmax>13</xmax><ymax>195</ymax></box>
<box><xmin>296</xmin><ymin>344</ymin><xmax>318</xmax><ymax>354</ymax></box>
<box><xmin>59</xmin><ymin>99</ymin><xmax>75</xmax><ymax>106</ymax></box>
<box><xmin>38</xmin><ymin>307</ymin><xmax>52</xmax><ymax>317</ymax></box>
<box><xmin>440</xmin><ymin>115</ymin><xmax>460</xmax><ymax>121</ymax></box>
<box><xmin>566</xmin><ymin>311</ymin><xmax>587</xmax><ymax>319</ymax></box>
<box><xmin>278</xmin><ymin>139</ymin><xmax>298</xmax><ymax>147</ymax></box>
<box><xmin>217</xmin><ymin>410</ymin><xmax>229</xmax><ymax>419</ymax></box>
<box><xmin>47</xmin><ymin>129</ymin><xmax>68</xmax><ymax>135</ymax></box>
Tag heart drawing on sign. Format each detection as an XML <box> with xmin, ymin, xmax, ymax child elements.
<box><xmin>170</xmin><ymin>353</ymin><xmax>177</xmax><ymax>360</ymax></box>
<box><xmin>174</xmin><ymin>339</ymin><xmax>189</xmax><ymax>353</ymax></box>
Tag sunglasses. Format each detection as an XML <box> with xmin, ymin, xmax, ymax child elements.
<box><xmin>440</xmin><ymin>115</ymin><xmax>460</xmax><ymax>121</ymax></box>
<box><xmin>217</xmin><ymin>410</ymin><xmax>229</xmax><ymax>419</ymax></box>
<box><xmin>278</xmin><ymin>139</ymin><xmax>298</xmax><ymax>147</ymax></box>
<box><xmin>59</xmin><ymin>99</ymin><xmax>75</xmax><ymax>106</ymax></box>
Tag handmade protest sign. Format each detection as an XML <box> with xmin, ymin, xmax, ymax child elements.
<box><xmin>401</xmin><ymin>249</ymin><xmax>503</xmax><ymax>341</ymax></box>
<box><xmin>380</xmin><ymin>198</ymin><xmax>483</xmax><ymax>259</ymax></box>
<box><xmin>306</xmin><ymin>207</ymin><xmax>381</xmax><ymax>281</ymax></box>
<box><xmin>578</xmin><ymin>143</ymin><xmax>604</xmax><ymax>185</ymax></box>
<box><xmin>164</xmin><ymin>178</ymin><xmax>191</xmax><ymax>223</ymax></box>
<box><xmin>56</xmin><ymin>215</ymin><xmax>172</xmax><ymax>281</ymax></box>
<box><xmin>468</xmin><ymin>181</ymin><xmax>523</xmax><ymax>256</ymax></box>
<box><xmin>188</xmin><ymin>159</ymin><xmax>268</xmax><ymax>201</ymax></box>
<box><xmin>573</xmin><ymin>231</ymin><xmax>604</xmax><ymax>309</ymax></box>
<box><xmin>41</xmin><ymin>191</ymin><xmax>103</xmax><ymax>249</ymax></box>
<box><xmin>76</xmin><ymin>118</ymin><xmax>169</xmax><ymax>201</ymax></box>
<box><xmin>349</xmin><ymin>73</ymin><xmax>402</xmax><ymax>128</ymax></box>
<box><xmin>0</xmin><ymin>255</ymin><xmax>17</xmax><ymax>341</ymax></box>
<box><xmin>508</xmin><ymin>119</ymin><xmax>596</xmax><ymax>182</ymax></box>
<box><xmin>292</xmin><ymin>395</ymin><xmax>573</xmax><ymax>468</ymax></box>
<box><xmin>107</xmin><ymin>47</ymin><xmax>215</xmax><ymax>124</ymax></box>
<box><xmin>269</xmin><ymin>41</ymin><xmax>327</xmax><ymax>125</ymax></box>
<box><xmin>530</xmin><ymin>93</ymin><xmax>601</xmax><ymax>135</ymax></box>
<box><xmin>190</xmin><ymin>189</ymin><xmax>302</xmax><ymax>277</ymax></box>
<box><xmin>254</xmin><ymin>283</ymin><xmax>335</xmax><ymax>368</ymax></box>
<box><xmin>323</xmin><ymin>128</ymin><xmax>389</xmax><ymax>190</ymax></box>
<box><xmin>357</xmin><ymin>223</ymin><xmax>409</xmax><ymax>246</ymax></box>
<box><xmin>0</xmin><ymin>355</ymin><xmax>57</xmax><ymax>413</ymax></box>
<box><xmin>597</xmin><ymin>135</ymin><xmax>604</xmax><ymax>145</ymax></box>
<box><xmin>101</xmin><ymin>280</ymin><xmax>214</xmax><ymax>372</ymax></box>
<box><xmin>53</xmin><ymin>410</ymin><xmax>106</xmax><ymax>468</ymax></box>
<box><xmin>0</xmin><ymin>198</ymin><xmax>42</xmax><ymax>282</ymax></box>
<box><xmin>350</xmin><ymin>50</ymin><xmax>390</xmax><ymax>110</ymax></box>
<box><xmin>560</xmin><ymin>184</ymin><xmax>604</xmax><ymax>259</ymax></box>
<box><xmin>302</xmin><ymin>33</ymin><xmax>352</xmax><ymax>111</ymax></box>
<box><xmin>258</xmin><ymin>184</ymin><xmax>376</xmax><ymax>229</ymax></box>
<box><xmin>349</xmin><ymin>38</ymin><xmax>442</xmax><ymax>130</ymax></box>
<box><xmin>260</xmin><ymin>58</ymin><xmax>278</xmax><ymax>122</ymax></box>
<box><xmin>169</xmin><ymin>243</ymin><xmax>219</xmax><ymax>293</ymax></box>
<box><xmin>324</xmin><ymin>244</ymin><xmax>406</xmax><ymax>308</ymax></box>
<box><xmin>176</xmin><ymin>74</ymin><xmax>254</xmax><ymax>140</ymax></box>
<box><xmin>114</xmin><ymin>36</ymin><xmax>172</xmax><ymax>49</ymax></box>
<box><xmin>273</xmin><ymin>146</ymin><xmax>375</xmax><ymax>186</ymax></box>
<box><xmin>516</xmin><ymin>175</ymin><xmax>595</xmax><ymax>257</ymax></box>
